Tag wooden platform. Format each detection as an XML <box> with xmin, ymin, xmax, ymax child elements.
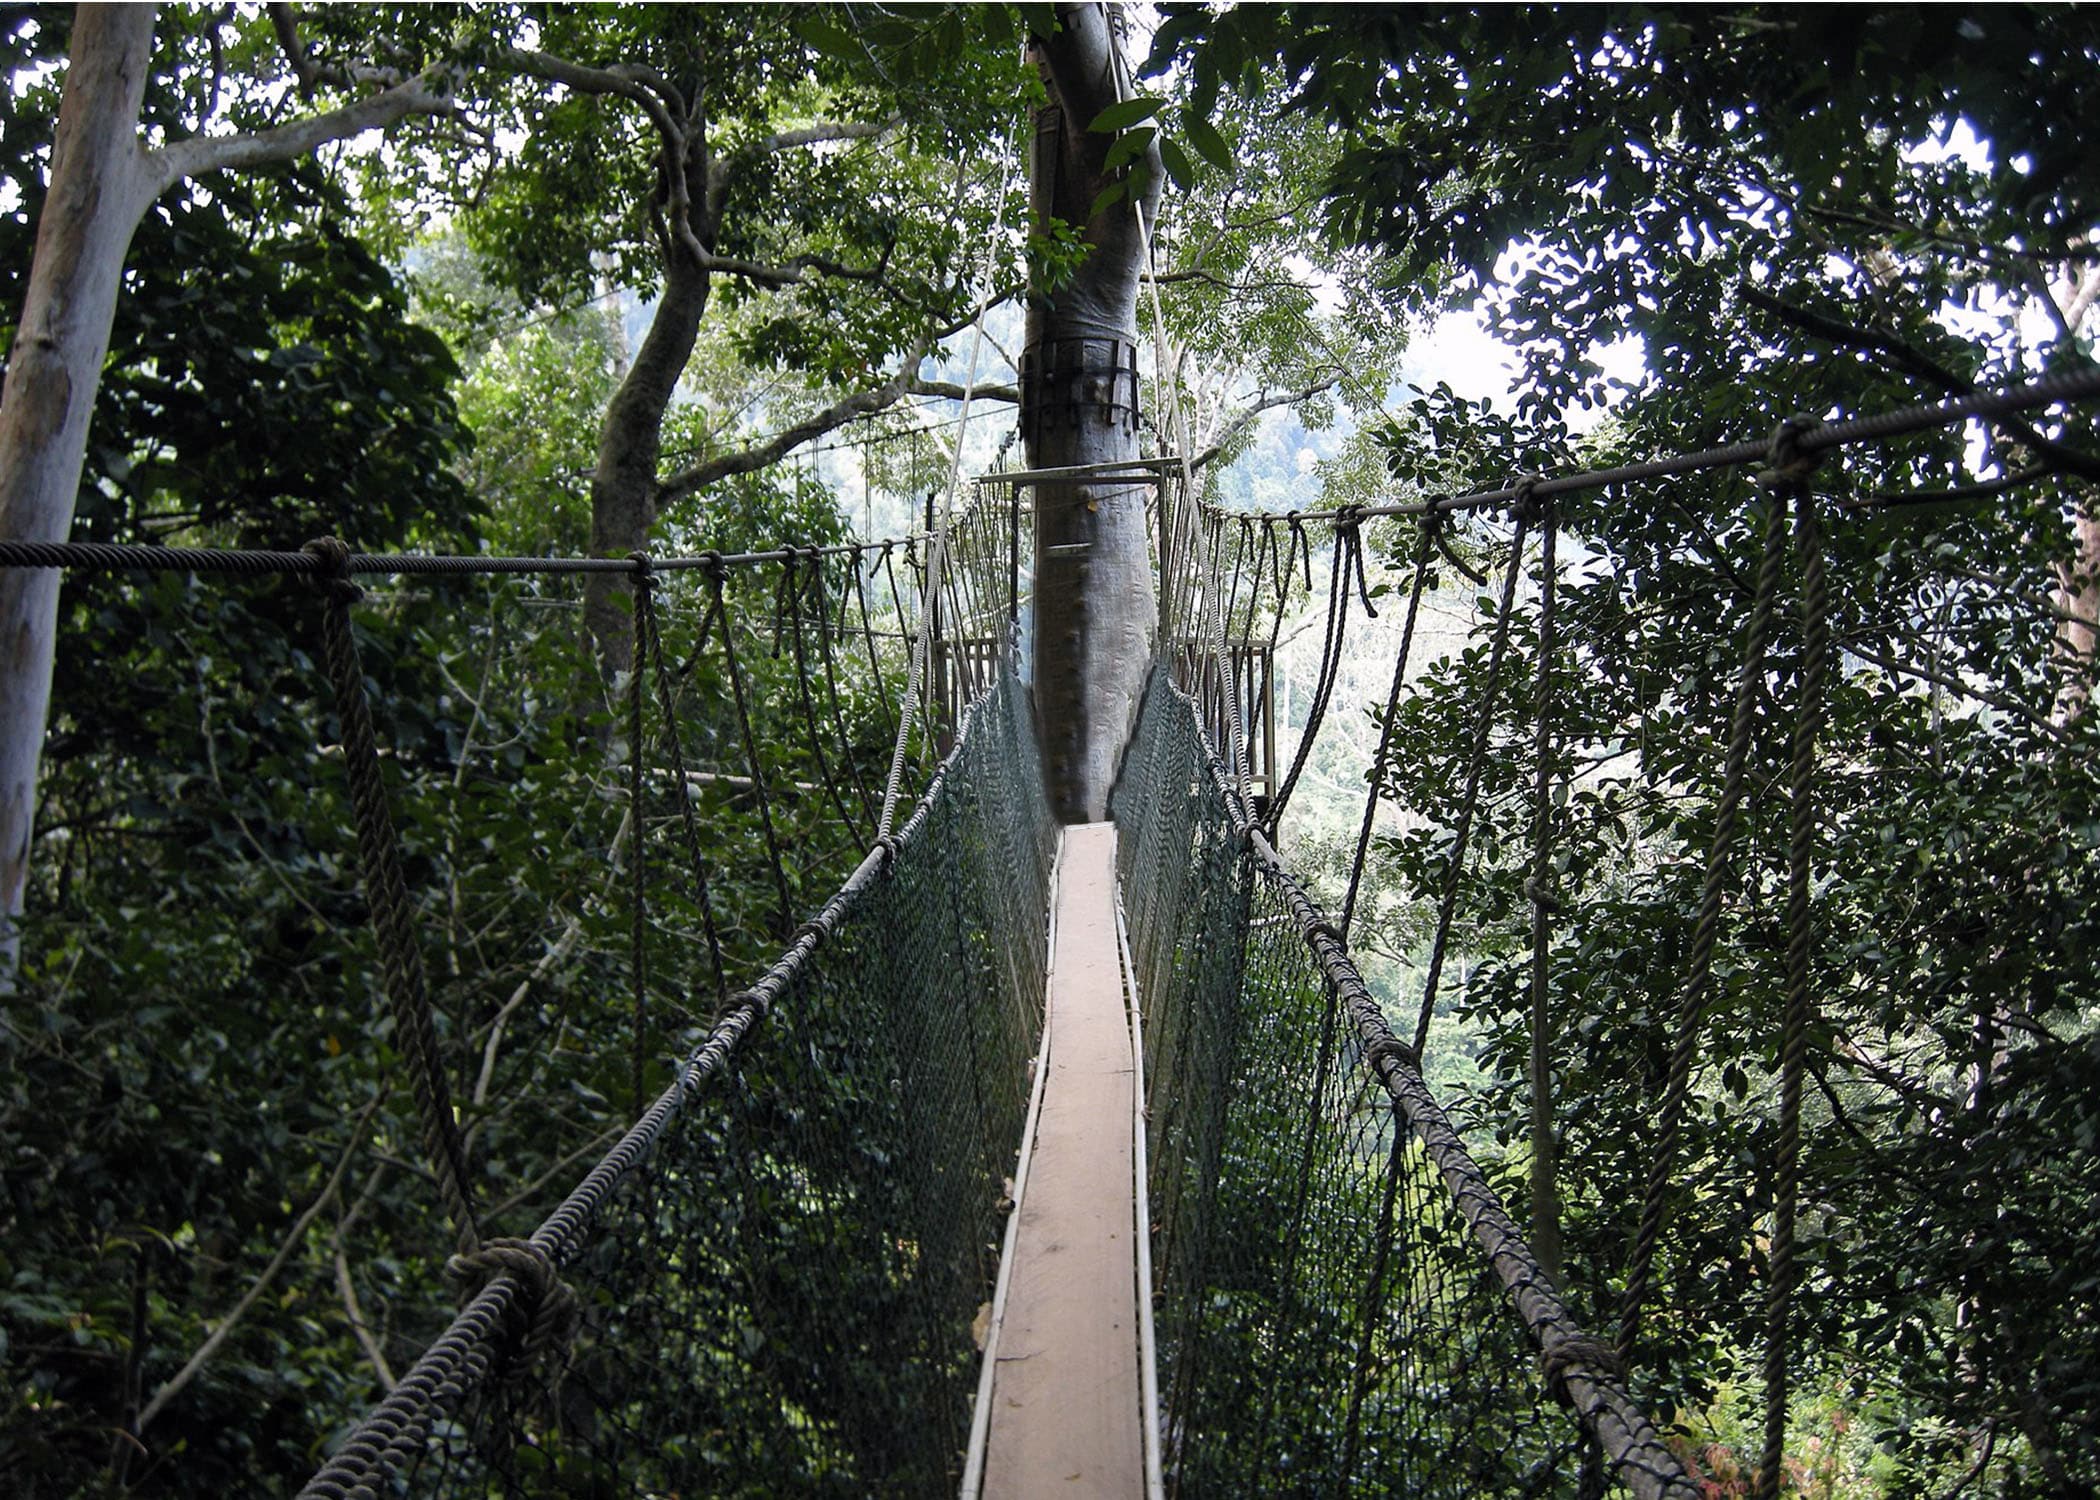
<box><xmin>972</xmin><ymin>822</ymin><xmax>1151</xmax><ymax>1499</ymax></box>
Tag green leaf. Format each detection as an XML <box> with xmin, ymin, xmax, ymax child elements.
<box><xmin>795</xmin><ymin>14</ymin><xmax>861</xmax><ymax>62</ymax></box>
<box><xmin>1103</xmin><ymin>124</ymin><xmax>1155</xmax><ymax>173</ymax></box>
<box><xmin>1087</xmin><ymin>96</ymin><xmax>1167</xmax><ymax>133</ymax></box>
<box><xmin>1158</xmin><ymin>136</ymin><xmax>1196</xmax><ymax>193</ymax></box>
<box><xmin>1088</xmin><ymin>181</ymin><xmax>1127</xmax><ymax>221</ymax></box>
<box><xmin>1181</xmin><ymin>109</ymin><xmax>1233</xmax><ymax>173</ymax></box>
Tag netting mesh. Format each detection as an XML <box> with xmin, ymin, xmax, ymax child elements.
<box><xmin>302</xmin><ymin>659</ymin><xmax>1053</xmax><ymax>1498</ymax></box>
<box><xmin>1114</xmin><ymin>664</ymin><xmax>1692</xmax><ymax>1500</ymax></box>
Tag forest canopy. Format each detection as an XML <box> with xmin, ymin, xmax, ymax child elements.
<box><xmin>2</xmin><ymin>4</ymin><xmax>2097</xmax><ymax>1496</ymax></box>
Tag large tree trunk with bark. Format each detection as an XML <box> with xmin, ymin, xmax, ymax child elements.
<box><xmin>0</xmin><ymin>4</ymin><xmax>160</xmax><ymax>981</ymax></box>
<box><xmin>1025</xmin><ymin>3</ymin><xmax>1158</xmax><ymax>823</ymax></box>
<box><xmin>583</xmin><ymin>258</ymin><xmax>711</xmax><ymax>682</ymax></box>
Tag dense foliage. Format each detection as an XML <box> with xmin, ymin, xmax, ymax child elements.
<box><xmin>0</xmin><ymin>9</ymin><xmax>923</xmax><ymax>1492</ymax></box>
<box><xmin>1153</xmin><ymin>5</ymin><xmax>2100</xmax><ymax>1491</ymax></box>
<box><xmin>5</xmin><ymin>2</ymin><xmax>2098</xmax><ymax>1495</ymax></box>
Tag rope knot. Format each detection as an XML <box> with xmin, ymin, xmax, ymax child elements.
<box><xmin>1524</xmin><ymin>875</ymin><xmax>1563</xmax><ymax>914</ymax></box>
<box><xmin>791</xmin><ymin>918</ymin><xmax>828</xmax><ymax>951</ymax></box>
<box><xmin>695</xmin><ymin>549</ymin><xmax>725</xmax><ymax>579</ymax></box>
<box><xmin>301</xmin><ymin>537</ymin><xmax>363</xmax><ymax>606</ymax></box>
<box><xmin>871</xmin><ymin>834</ymin><xmax>900</xmax><ymax>868</ymax></box>
<box><xmin>1364</xmin><ymin>1032</ymin><xmax>1420</xmax><ymax>1076</ymax></box>
<box><xmin>1511</xmin><ymin>475</ymin><xmax>1550</xmax><ymax>528</ymax></box>
<box><xmin>1757</xmin><ymin>416</ymin><xmax>1823</xmax><ymax>490</ymax></box>
<box><xmin>1303</xmin><ymin>918</ymin><xmax>1345</xmax><ymax>950</ymax></box>
<box><xmin>1539</xmin><ymin>1333</ymin><xmax>1627</xmax><ymax>1408</ymax></box>
<box><xmin>446</xmin><ymin>1236</ymin><xmax>578</xmax><ymax>1371</ymax></box>
<box><xmin>721</xmin><ymin>985</ymin><xmax>769</xmax><ymax>1021</ymax></box>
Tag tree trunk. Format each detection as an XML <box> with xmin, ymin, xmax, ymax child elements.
<box><xmin>583</xmin><ymin>258</ymin><xmax>711</xmax><ymax>682</ymax></box>
<box><xmin>0</xmin><ymin>4</ymin><xmax>161</xmax><ymax>983</ymax></box>
<box><xmin>1025</xmin><ymin>3</ymin><xmax>1158</xmax><ymax>823</ymax></box>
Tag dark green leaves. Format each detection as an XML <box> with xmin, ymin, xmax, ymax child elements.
<box><xmin>1182</xmin><ymin>108</ymin><xmax>1233</xmax><ymax>172</ymax></box>
<box><xmin>1086</xmin><ymin>96</ymin><xmax>1167</xmax><ymax>133</ymax></box>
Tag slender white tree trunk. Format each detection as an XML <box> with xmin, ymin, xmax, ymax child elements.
<box><xmin>0</xmin><ymin>4</ymin><xmax>160</xmax><ymax>983</ymax></box>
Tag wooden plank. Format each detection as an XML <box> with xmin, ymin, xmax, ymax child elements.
<box><xmin>979</xmin><ymin>822</ymin><xmax>1145</xmax><ymax>1499</ymax></box>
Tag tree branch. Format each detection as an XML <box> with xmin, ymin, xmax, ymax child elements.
<box><xmin>658</xmin><ymin>369</ymin><xmax>927</xmax><ymax>505</ymax></box>
<box><xmin>909</xmin><ymin>378</ymin><xmax>1020</xmax><ymax>404</ymax></box>
<box><xmin>1843</xmin><ymin>463</ymin><xmax>2055</xmax><ymax>509</ymax></box>
<box><xmin>153</xmin><ymin>70</ymin><xmax>456</xmax><ymax>188</ymax></box>
<box><xmin>707</xmin><ymin>118</ymin><xmax>896</xmax><ymax>224</ymax></box>
<box><xmin>1144</xmin><ymin>268</ymin><xmax>1310</xmax><ymax>294</ymax></box>
<box><xmin>1839</xmin><ymin>638</ymin><xmax>2067</xmax><ymax>744</ymax></box>
<box><xmin>137</xmin><ymin>1092</ymin><xmax>382</xmax><ymax>1432</ymax></box>
<box><xmin>695</xmin><ymin>248</ymin><xmax>886</xmax><ymax>288</ymax></box>
<box><xmin>2061</xmin><ymin>264</ymin><xmax>2100</xmax><ymax>331</ymax></box>
<box><xmin>745</xmin><ymin>118</ymin><xmax>895</xmax><ymax>158</ymax></box>
<box><xmin>654</xmin><ymin>288</ymin><xmax>1020</xmax><ymax>505</ymax></box>
<box><xmin>497</xmin><ymin>45</ymin><xmax>682</xmax><ymax>124</ymax></box>
<box><xmin>1740</xmin><ymin>281</ymin><xmax>2100</xmax><ymax>484</ymax></box>
<box><xmin>332</xmin><ymin>1164</ymin><xmax>396</xmax><ymax>1391</ymax></box>
<box><xmin>1187</xmin><ymin>373</ymin><xmax>1343</xmax><ymax>471</ymax></box>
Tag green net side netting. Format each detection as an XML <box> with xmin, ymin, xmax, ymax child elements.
<box><xmin>301</xmin><ymin>659</ymin><xmax>1053</xmax><ymax>1499</ymax></box>
<box><xmin>1113</xmin><ymin>664</ymin><xmax>1694</xmax><ymax>1500</ymax></box>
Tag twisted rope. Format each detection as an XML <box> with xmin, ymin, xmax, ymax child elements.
<box><xmin>1193</xmin><ymin>357</ymin><xmax>2100</xmax><ymax>528</ymax></box>
<box><xmin>1410</xmin><ymin>506</ymin><xmax>1533</xmax><ymax>1059</ymax></box>
<box><xmin>304</xmin><ymin>537</ymin><xmax>479</xmax><ymax>1263</ymax></box>
<box><xmin>1616</xmin><ymin>481</ymin><xmax>1792</xmax><ymax>1364</ymax></box>
<box><xmin>299</xmin><ymin>669</ymin><xmax>1019</xmax><ymax>1500</ymax></box>
<box><xmin>1265</xmin><ymin>511</ymin><xmax>1359</xmax><ymax>830</ymax></box>
<box><xmin>1231</xmin><ymin>815</ymin><xmax>1700</xmax><ymax>1500</ymax></box>
<box><xmin>1756</xmin><ymin>427</ymin><xmax>1830</xmax><ymax>1500</ymax></box>
<box><xmin>629</xmin><ymin>556</ymin><xmax>653</xmax><ymax>1117</ymax></box>
<box><xmin>707</xmin><ymin>564</ymin><xmax>793</xmax><ymax>936</ymax></box>
<box><xmin>444</xmin><ymin>1236</ymin><xmax>578</xmax><ymax>1374</ymax></box>
<box><xmin>639</xmin><ymin>565</ymin><xmax>730</xmax><ymax>1009</ymax></box>
<box><xmin>1523</xmin><ymin>480</ymin><xmax>1565</xmax><ymax>1282</ymax></box>
<box><xmin>1340</xmin><ymin>513</ymin><xmax>1438</xmax><ymax>940</ymax></box>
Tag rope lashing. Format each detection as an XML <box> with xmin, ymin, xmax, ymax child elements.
<box><xmin>1540</xmin><ymin>1334</ymin><xmax>1628</xmax><ymax>1409</ymax></box>
<box><xmin>1511</xmin><ymin>472</ymin><xmax>1549</xmax><ymax>528</ymax></box>
<box><xmin>1616</xmin><ymin>478</ymin><xmax>1793</xmax><ymax>1365</ymax></box>
<box><xmin>1755</xmin><ymin>423</ymin><xmax>1831</xmax><ymax>1500</ymax></box>
<box><xmin>303</xmin><ymin>536</ymin><xmax>481</xmax><ymax>1264</ymax></box>
<box><xmin>444</xmin><ymin>1237</ymin><xmax>578</xmax><ymax>1375</ymax></box>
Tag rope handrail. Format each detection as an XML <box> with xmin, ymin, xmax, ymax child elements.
<box><xmin>1195</xmin><ymin>358</ymin><xmax>2100</xmax><ymax>527</ymax></box>
<box><xmin>0</xmin><ymin>535</ymin><xmax>924</xmax><ymax>577</ymax></box>
<box><xmin>297</xmin><ymin>661</ymin><xmax>1012</xmax><ymax>1500</ymax></box>
<box><xmin>1138</xmin><ymin>667</ymin><xmax>1699</xmax><ymax>1500</ymax></box>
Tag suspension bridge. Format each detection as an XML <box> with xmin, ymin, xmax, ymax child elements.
<box><xmin>4</xmin><ymin>361</ymin><xmax>2099</xmax><ymax>1498</ymax></box>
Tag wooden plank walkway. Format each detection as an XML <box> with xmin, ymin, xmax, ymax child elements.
<box><xmin>975</xmin><ymin>822</ymin><xmax>1148</xmax><ymax>1499</ymax></box>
